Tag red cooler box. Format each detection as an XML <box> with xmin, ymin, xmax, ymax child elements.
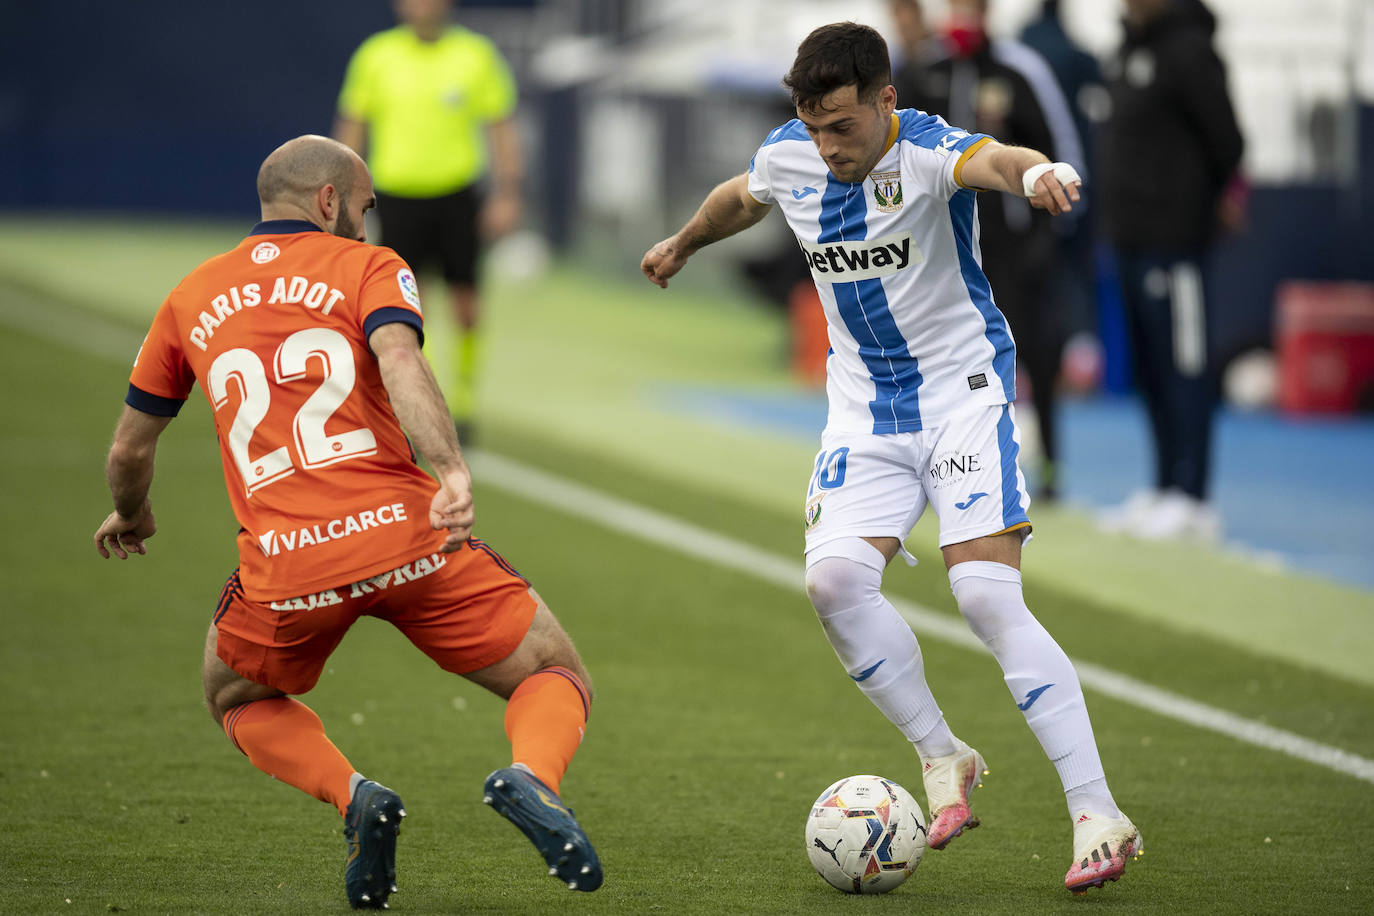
<box><xmin>789</xmin><ymin>281</ymin><xmax>829</xmax><ymax>388</ymax></box>
<box><xmin>1275</xmin><ymin>281</ymin><xmax>1374</xmax><ymax>413</ymax></box>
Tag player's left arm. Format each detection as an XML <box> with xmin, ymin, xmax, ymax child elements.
<box><xmin>641</xmin><ymin>173</ymin><xmax>772</xmax><ymax>288</ymax></box>
<box><xmin>94</xmin><ymin>406</ymin><xmax>173</xmax><ymax>559</ymax></box>
<box><xmin>958</xmin><ymin>140</ymin><xmax>1080</xmax><ymax>215</ymax></box>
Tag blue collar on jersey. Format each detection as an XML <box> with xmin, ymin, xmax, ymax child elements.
<box><xmin>249</xmin><ymin>219</ymin><xmax>324</xmax><ymax>236</ymax></box>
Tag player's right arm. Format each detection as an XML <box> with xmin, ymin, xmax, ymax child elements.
<box><xmin>640</xmin><ymin>173</ymin><xmax>771</xmax><ymax>288</ymax></box>
<box><xmin>368</xmin><ymin>322</ymin><xmax>474</xmax><ymax>551</ymax></box>
<box><xmin>94</xmin><ymin>406</ymin><xmax>173</xmax><ymax>559</ymax></box>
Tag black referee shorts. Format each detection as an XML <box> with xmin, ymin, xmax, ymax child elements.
<box><xmin>375</xmin><ymin>186</ymin><xmax>483</xmax><ymax>287</ymax></box>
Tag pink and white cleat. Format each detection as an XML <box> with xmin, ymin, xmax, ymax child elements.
<box><xmin>920</xmin><ymin>739</ymin><xmax>987</xmax><ymax>850</ymax></box>
<box><xmin>1064</xmin><ymin>811</ymin><xmax>1143</xmax><ymax>894</ymax></box>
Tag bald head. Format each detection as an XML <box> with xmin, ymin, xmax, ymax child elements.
<box><xmin>258</xmin><ymin>135</ymin><xmax>363</xmax><ymax>208</ymax></box>
<box><xmin>257</xmin><ymin>135</ymin><xmax>374</xmax><ymax>240</ymax></box>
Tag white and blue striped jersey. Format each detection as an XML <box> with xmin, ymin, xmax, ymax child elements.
<box><xmin>748</xmin><ymin>109</ymin><xmax>1016</xmax><ymax>434</ymax></box>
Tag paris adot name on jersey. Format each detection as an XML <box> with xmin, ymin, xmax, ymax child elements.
<box><xmin>187</xmin><ymin>275</ymin><xmax>349</xmax><ymax>352</ymax></box>
<box><xmin>796</xmin><ymin>231</ymin><xmax>922</xmax><ymax>282</ymax></box>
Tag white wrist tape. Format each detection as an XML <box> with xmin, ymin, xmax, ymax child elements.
<box><xmin>1022</xmin><ymin>162</ymin><xmax>1081</xmax><ymax>198</ymax></box>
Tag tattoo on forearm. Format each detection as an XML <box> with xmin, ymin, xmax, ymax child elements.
<box><xmin>684</xmin><ymin>214</ymin><xmax>726</xmax><ymax>250</ymax></box>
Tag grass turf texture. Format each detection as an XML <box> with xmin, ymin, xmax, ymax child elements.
<box><xmin>1</xmin><ymin>217</ymin><xmax>1371</xmax><ymax>913</ymax></box>
<box><xmin>2</xmin><ymin>215</ymin><xmax>1369</xmax><ymax>686</ymax></box>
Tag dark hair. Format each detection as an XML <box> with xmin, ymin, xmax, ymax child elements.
<box><xmin>783</xmin><ymin>22</ymin><xmax>892</xmax><ymax>112</ymax></box>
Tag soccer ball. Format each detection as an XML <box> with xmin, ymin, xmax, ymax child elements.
<box><xmin>804</xmin><ymin>774</ymin><xmax>926</xmax><ymax>894</ymax></box>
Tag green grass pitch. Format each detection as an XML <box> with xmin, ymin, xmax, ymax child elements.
<box><xmin>0</xmin><ymin>217</ymin><xmax>1371</xmax><ymax>913</ymax></box>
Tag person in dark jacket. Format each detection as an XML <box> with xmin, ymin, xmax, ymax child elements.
<box><xmin>1097</xmin><ymin>0</ymin><xmax>1244</xmax><ymax>540</ymax></box>
<box><xmin>894</xmin><ymin>0</ymin><xmax>1083</xmax><ymax>500</ymax></box>
<box><xmin>1019</xmin><ymin>0</ymin><xmax>1107</xmax><ymax>392</ymax></box>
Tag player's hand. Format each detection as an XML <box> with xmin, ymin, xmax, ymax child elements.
<box><xmin>641</xmin><ymin>237</ymin><xmax>689</xmax><ymax>289</ymax></box>
<box><xmin>1022</xmin><ymin>162</ymin><xmax>1081</xmax><ymax>216</ymax></box>
<box><xmin>94</xmin><ymin>502</ymin><xmax>157</xmax><ymax>559</ymax></box>
<box><xmin>430</xmin><ymin>471</ymin><xmax>475</xmax><ymax>552</ymax></box>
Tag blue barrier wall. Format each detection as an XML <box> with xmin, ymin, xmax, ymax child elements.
<box><xmin>2</xmin><ymin>2</ymin><xmax>401</xmax><ymax>215</ymax></box>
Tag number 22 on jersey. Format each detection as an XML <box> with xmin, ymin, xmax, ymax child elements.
<box><xmin>208</xmin><ymin>327</ymin><xmax>377</xmax><ymax>495</ymax></box>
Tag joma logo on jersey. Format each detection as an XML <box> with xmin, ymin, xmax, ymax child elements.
<box><xmin>798</xmin><ymin>232</ymin><xmax>921</xmax><ymax>282</ymax></box>
<box><xmin>939</xmin><ymin>130</ymin><xmax>969</xmax><ymax>151</ymax></box>
<box><xmin>256</xmin><ymin>501</ymin><xmax>407</xmax><ymax>556</ymax></box>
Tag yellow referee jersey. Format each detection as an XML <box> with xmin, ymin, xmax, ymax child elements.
<box><xmin>338</xmin><ymin>25</ymin><xmax>517</xmax><ymax>198</ymax></box>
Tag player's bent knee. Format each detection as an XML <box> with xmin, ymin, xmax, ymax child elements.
<box><xmin>464</xmin><ymin>596</ymin><xmax>593</xmax><ymax>701</ymax></box>
<box><xmin>201</xmin><ymin>625</ymin><xmax>282</xmax><ymax>724</ymax></box>
<box><xmin>948</xmin><ymin>562</ymin><xmax>1033</xmax><ymax>645</ymax></box>
<box><xmin>805</xmin><ymin>560</ymin><xmax>861</xmax><ymax>615</ymax></box>
<box><xmin>204</xmin><ymin>669</ymin><xmax>283</xmax><ymax>726</ymax></box>
<box><xmin>804</xmin><ymin>554</ymin><xmax>883</xmax><ymax>617</ymax></box>
<box><xmin>804</xmin><ymin>538</ymin><xmax>888</xmax><ymax>614</ymax></box>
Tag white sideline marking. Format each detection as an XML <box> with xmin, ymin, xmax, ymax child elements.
<box><xmin>0</xmin><ymin>286</ymin><xmax>145</xmax><ymax>363</ymax></box>
<box><xmin>10</xmin><ymin>293</ymin><xmax>1368</xmax><ymax>786</ymax></box>
<box><xmin>469</xmin><ymin>450</ymin><xmax>1374</xmax><ymax>786</ymax></box>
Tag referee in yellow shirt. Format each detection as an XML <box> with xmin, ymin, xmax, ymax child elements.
<box><xmin>334</xmin><ymin>0</ymin><xmax>523</xmax><ymax>443</ymax></box>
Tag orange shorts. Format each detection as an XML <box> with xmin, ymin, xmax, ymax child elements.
<box><xmin>213</xmin><ymin>537</ymin><xmax>537</xmax><ymax>695</ymax></box>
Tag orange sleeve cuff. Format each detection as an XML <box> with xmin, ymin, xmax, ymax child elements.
<box><xmin>953</xmin><ymin>137</ymin><xmax>994</xmax><ymax>189</ymax></box>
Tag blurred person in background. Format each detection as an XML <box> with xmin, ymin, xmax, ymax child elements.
<box><xmin>642</xmin><ymin>22</ymin><xmax>1140</xmax><ymax>896</ymax></box>
<box><xmin>335</xmin><ymin>0</ymin><xmax>524</xmax><ymax>444</ymax></box>
<box><xmin>1097</xmin><ymin>0</ymin><xmax>1244</xmax><ymax>539</ymax></box>
<box><xmin>894</xmin><ymin>0</ymin><xmax>1085</xmax><ymax>501</ymax></box>
<box><xmin>889</xmin><ymin>0</ymin><xmax>944</xmax><ymax>73</ymax></box>
<box><xmin>93</xmin><ymin>135</ymin><xmax>600</xmax><ymax>909</ymax></box>
<box><xmin>1018</xmin><ymin>0</ymin><xmax>1109</xmax><ymax>397</ymax></box>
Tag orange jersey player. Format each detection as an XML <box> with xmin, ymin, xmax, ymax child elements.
<box><xmin>93</xmin><ymin>135</ymin><xmax>602</xmax><ymax>909</ymax></box>
<box><xmin>131</xmin><ymin>211</ymin><xmax>442</xmax><ymax>600</ymax></box>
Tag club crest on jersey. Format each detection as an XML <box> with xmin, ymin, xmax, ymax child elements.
<box><xmin>251</xmin><ymin>242</ymin><xmax>280</xmax><ymax>264</ymax></box>
<box><xmin>870</xmin><ymin>170</ymin><xmax>904</xmax><ymax>212</ymax></box>
<box><xmin>804</xmin><ymin>494</ymin><xmax>824</xmax><ymax>531</ymax></box>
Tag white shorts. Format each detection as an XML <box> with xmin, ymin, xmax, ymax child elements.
<box><xmin>802</xmin><ymin>404</ymin><xmax>1032</xmax><ymax>562</ymax></box>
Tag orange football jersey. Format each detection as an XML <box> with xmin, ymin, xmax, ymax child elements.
<box><xmin>129</xmin><ymin>220</ymin><xmax>445</xmax><ymax>600</ymax></box>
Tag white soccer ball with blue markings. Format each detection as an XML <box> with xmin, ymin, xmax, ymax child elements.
<box><xmin>805</xmin><ymin>774</ymin><xmax>926</xmax><ymax>894</ymax></box>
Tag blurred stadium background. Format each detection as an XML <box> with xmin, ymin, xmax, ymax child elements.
<box><xmin>2</xmin><ymin>1</ymin><xmax>1373</xmax><ymax>912</ymax></box>
<box><xmin>4</xmin><ymin>0</ymin><xmax>1372</xmax><ymax>580</ymax></box>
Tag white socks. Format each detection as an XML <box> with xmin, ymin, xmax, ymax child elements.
<box><xmin>805</xmin><ymin>541</ymin><xmax>956</xmax><ymax>759</ymax></box>
<box><xmin>948</xmin><ymin>561</ymin><xmax>1119</xmax><ymax>819</ymax></box>
<box><xmin>803</xmin><ymin>545</ymin><xmax>1121</xmax><ymax>821</ymax></box>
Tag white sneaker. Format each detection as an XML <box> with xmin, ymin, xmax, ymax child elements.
<box><xmin>1064</xmin><ymin>811</ymin><xmax>1143</xmax><ymax>894</ymax></box>
<box><xmin>1096</xmin><ymin>490</ymin><xmax>1162</xmax><ymax>534</ymax></box>
<box><xmin>920</xmin><ymin>739</ymin><xmax>988</xmax><ymax>850</ymax></box>
<box><xmin>1134</xmin><ymin>490</ymin><xmax>1220</xmax><ymax>542</ymax></box>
